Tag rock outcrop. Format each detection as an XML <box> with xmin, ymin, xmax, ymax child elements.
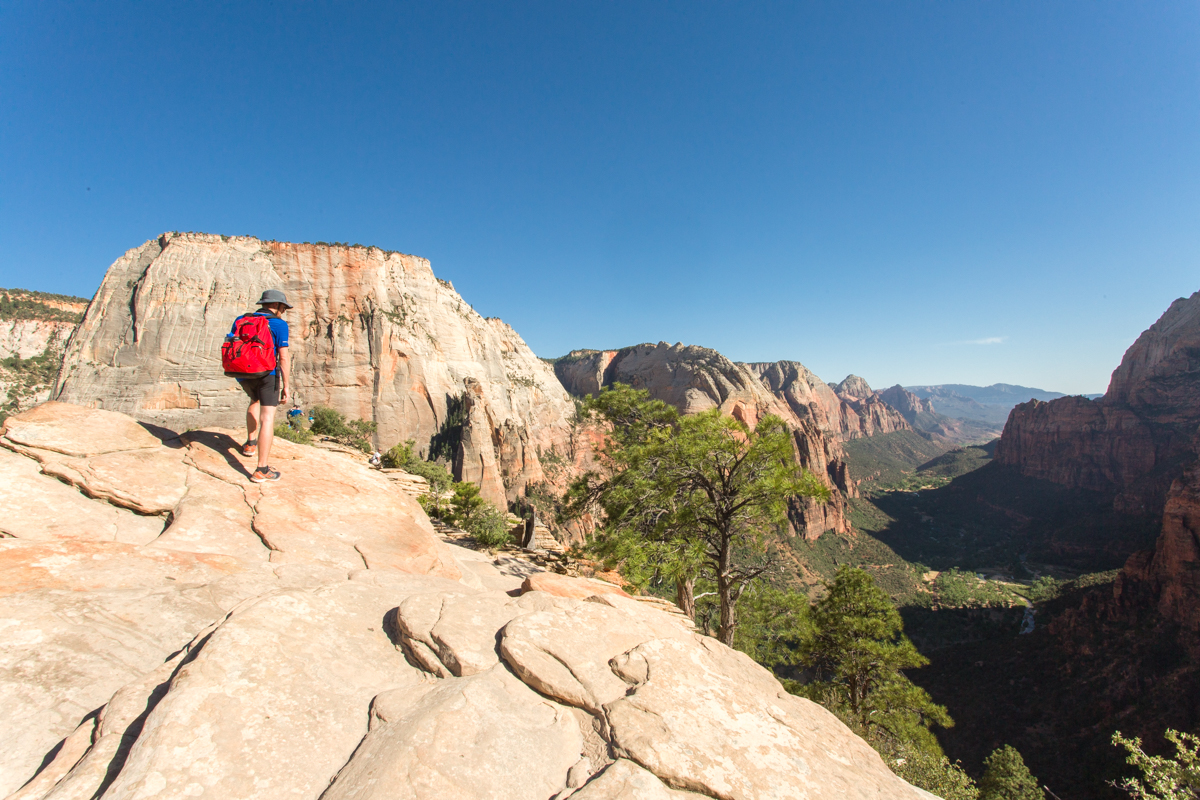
<box><xmin>1116</xmin><ymin>463</ymin><xmax>1200</xmax><ymax>633</ymax></box>
<box><xmin>53</xmin><ymin>233</ymin><xmax>579</xmax><ymax>506</ymax></box>
<box><xmin>833</xmin><ymin>374</ymin><xmax>874</xmax><ymax>400</ymax></box>
<box><xmin>554</xmin><ymin>344</ymin><xmax>855</xmax><ymax>536</ymax></box>
<box><xmin>0</xmin><ymin>402</ymin><xmax>930</xmax><ymax>800</ymax></box>
<box><xmin>0</xmin><ymin>320</ymin><xmax>74</xmax><ymax>362</ymax></box>
<box><xmin>872</xmin><ymin>384</ymin><xmax>999</xmax><ymax>443</ymax></box>
<box><xmin>751</xmin><ymin>363</ymin><xmax>910</xmax><ymax>442</ymax></box>
<box><xmin>995</xmin><ymin>290</ymin><xmax>1200</xmax><ymax>517</ymax></box>
<box><xmin>1</xmin><ymin>291</ymin><xmax>88</xmax><ymax>414</ymax></box>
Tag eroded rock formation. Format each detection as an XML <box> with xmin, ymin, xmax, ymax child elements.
<box><xmin>995</xmin><ymin>290</ymin><xmax>1200</xmax><ymax>517</ymax></box>
<box><xmin>554</xmin><ymin>344</ymin><xmax>858</xmax><ymax>536</ymax></box>
<box><xmin>0</xmin><ymin>402</ymin><xmax>930</xmax><ymax>800</ymax></box>
<box><xmin>53</xmin><ymin>233</ymin><xmax>578</xmax><ymax>506</ymax></box>
<box><xmin>752</xmin><ymin>363</ymin><xmax>910</xmax><ymax>442</ymax></box>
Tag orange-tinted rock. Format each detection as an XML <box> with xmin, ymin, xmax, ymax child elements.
<box><xmin>521</xmin><ymin>572</ymin><xmax>631</xmax><ymax>600</ymax></box>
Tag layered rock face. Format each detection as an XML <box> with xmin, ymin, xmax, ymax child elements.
<box><xmin>554</xmin><ymin>345</ymin><xmax>855</xmax><ymax>536</ymax></box>
<box><xmin>54</xmin><ymin>233</ymin><xmax>577</xmax><ymax>506</ymax></box>
<box><xmin>995</xmin><ymin>290</ymin><xmax>1200</xmax><ymax>516</ymax></box>
<box><xmin>0</xmin><ymin>402</ymin><xmax>929</xmax><ymax>800</ymax></box>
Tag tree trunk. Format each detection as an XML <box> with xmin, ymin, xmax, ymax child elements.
<box><xmin>717</xmin><ymin>537</ymin><xmax>736</xmax><ymax>647</ymax></box>
<box><xmin>675</xmin><ymin>577</ymin><xmax>695</xmax><ymax>618</ymax></box>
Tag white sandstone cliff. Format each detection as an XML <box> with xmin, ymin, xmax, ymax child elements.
<box><xmin>54</xmin><ymin>232</ymin><xmax>578</xmax><ymax>506</ymax></box>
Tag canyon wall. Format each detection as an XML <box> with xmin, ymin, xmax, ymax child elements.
<box><xmin>995</xmin><ymin>290</ymin><xmax>1200</xmax><ymax>516</ymax></box>
<box><xmin>554</xmin><ymin>344</ymin><xmax>857</xmax><ymax>537</ymax></box>
<box><xmin>54</xmin><ymin>233</ymin><xmax>578</xmax><ymax>506</ymax></box>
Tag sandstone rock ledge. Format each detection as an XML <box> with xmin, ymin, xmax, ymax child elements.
<box><xmin>0</xmin><ymin>402</ymin><xmax>934</xmax><ymax>800</ymax></box>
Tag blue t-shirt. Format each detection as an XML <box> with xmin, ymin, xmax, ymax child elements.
<box><xmin>230</xmin><ymin>312</ymin><xmax>289</xmax><ymax>378</ymax></box>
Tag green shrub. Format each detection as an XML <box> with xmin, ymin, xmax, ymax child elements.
<box><xmin>979</xmin><ymin>745</ymin><xmax>1042</xmax><ymax>800</ymax></box>
<box><xmin>383</xmin><ymin>439</ymin><xmax>453</xmax><ymax>515</ymax></box>
<box><xmin>309</xmin><ymin>405</ymin><xmax>375</xmax><ymax>452</ymax></box>
<box><xmin>448</xmin><ymin>482</ymin><xmax>513</xmax><ymax>548</ymax></box>
<box><xmin>274</xmin><ymin>420</ymin><xmax>313</xmax><ymax>445</ymax></box>
<box><xmin>1112</xmin><ymin>728</ymin><xmax>1200</xmax><ymax>799</ymax></box>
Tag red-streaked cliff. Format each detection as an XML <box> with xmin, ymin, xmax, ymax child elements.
<box><xmin>995</xmin><ymin>290</ymin><xmax>1200</xmax><ymax>516</ymax></box>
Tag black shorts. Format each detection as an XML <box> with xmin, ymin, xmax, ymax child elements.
<box><xmin>239</xmin><ymin>375</ymin><xmax>281</xmax><ymax>407</ymax></box>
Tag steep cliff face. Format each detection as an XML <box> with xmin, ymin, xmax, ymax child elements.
<box><xmin>748</xmin><ymin>362</ymin><xmax>910</xmax><ymax>442</ymax></box>
<box><xmin>995</xmin><ymin>290</ymin><xmax>1200</xmax><ymax>516</ymax></box>
<box><xmin>554</xmin><ymin>344</ymin><xmax>854</xmax><ymax>537</ymax></box>
<box><xmin>54</xmin><ymin>233</ymin><xmax>576</xmax><ymax>506</ymax></box>
<box><xmin>1116</xmin><ymin>463</ymin><xmax>1200</xmax><ymax>633</ymax></box>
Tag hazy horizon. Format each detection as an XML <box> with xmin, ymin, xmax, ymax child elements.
<box><xmin>3</xmin><ymin>2</ymin><xmax>1196</xmax><ymax>394</ymax></box>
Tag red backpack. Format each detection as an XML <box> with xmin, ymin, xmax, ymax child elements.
<box><xmin>221</xmin><ymin>313</ymin><xmax>277</xmax><ymax>379</ymax></box>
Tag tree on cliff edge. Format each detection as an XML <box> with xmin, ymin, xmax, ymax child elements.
<box><xmin>566</xmin><ymin>383</ymin><xmax>829</xmax><ymax>646</ymax></box>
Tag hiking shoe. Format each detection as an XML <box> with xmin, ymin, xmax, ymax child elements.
<box><xmin>250</xmin><ymin>466</ymin><xmax>280</xmax><ymax>483</ymax></box>
<box><xmin>242</xmin><ymin>440</ymin><xmax>257</xmax><ymax>457</ymax></box>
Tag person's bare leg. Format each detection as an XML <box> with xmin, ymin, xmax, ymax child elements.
<box><xmin>246</xmin><ymin>401</ymin><xmax>261</xmax><ymax>446</ymax></box>
<box><xmin>257</xmin><ymin>405</ymin><xmax>278</xmax><ymax>470</ymax></box>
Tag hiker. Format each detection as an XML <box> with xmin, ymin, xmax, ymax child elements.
<box><xmin>222</xmin><ymin>289</ymin><xmax>292</xmax><ymax>483</ymax></box>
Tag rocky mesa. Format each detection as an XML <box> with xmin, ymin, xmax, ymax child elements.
<box><xmin>0</xmin><ymin>401</ymin><xmax>932</xmax><ymax>800</ymax></box>
<box><xmin>53</xmin><ymin>232</ymin><xmax>579</xmax><ymax>507</ymax></box>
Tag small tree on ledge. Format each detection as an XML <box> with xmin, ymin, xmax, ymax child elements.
<box><xmin>567</xmin><ymin>383</ymin><xmax>830</xmax><ymax>646</ymax></box>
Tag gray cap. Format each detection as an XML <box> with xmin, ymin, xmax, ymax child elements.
<box><xmin>257</xmin><ymin>289</ymin><xmax>292</xmax><ymax>309</ymax></box>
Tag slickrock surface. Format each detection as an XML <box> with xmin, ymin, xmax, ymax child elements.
<box><xmin>554</xmin><ymin>344</ymin><xmax>857</xmax><ymax>536</ymax></box>
<box><xmin>53</xmin><ymin>232</ymin><xmax>580</xmax><ymax>505</ymax></box>
<box><xmin>996</xmin><ymin>290</ymin><xmax>1200</xmax><ymax>516</ymax></box>
<box><xmin>0</xmin><ymin>401</ymin><xmax>930</xmax><ymax>800</ymax></box>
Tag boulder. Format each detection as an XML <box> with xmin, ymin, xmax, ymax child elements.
<box><xmin>605</xmin><ymin>636</ymin><xmax>924</xmax><ymax>800</ymax></box>
<box><xmin>521</xmin><ymin>572</ymin><xmax>630</xmax><ymax>600</ymax></box>
<box><xmin>322</xmin><ymin>666</ymin><xmax>583</xmax><ymax>800</ymax></box>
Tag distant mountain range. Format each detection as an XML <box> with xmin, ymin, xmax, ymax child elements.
<box><xmin>903</xmin><ymin>383</ymin><xmax>1098</xmax><ymax>426</ymax></box>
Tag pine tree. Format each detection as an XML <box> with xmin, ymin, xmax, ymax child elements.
<box><xmin>567</xmin><ymin>383</ymin><xmax>829</xmax><ymax>644</ymax></box>
<box><xmin>979</xmin><ymin>745</ymin><xmax>1043</xmax><ymax>800</ymax></box>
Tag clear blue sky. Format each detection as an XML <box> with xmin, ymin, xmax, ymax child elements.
<box><xmin>2</xmin><ymin>2</ymin><xmax>1197</xmax><ymax>394</ymax></box>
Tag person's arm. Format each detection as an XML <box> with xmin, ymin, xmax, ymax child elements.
<box><xmin>279</xmin><ymin>346</ymin><xmax>291</xmax><ymax>402</ymax></box>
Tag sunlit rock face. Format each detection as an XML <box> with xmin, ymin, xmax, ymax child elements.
<box><xmin>54</xmin><ymin>232</ymin><xmax>577</xmax><ymax>505</ymax></box>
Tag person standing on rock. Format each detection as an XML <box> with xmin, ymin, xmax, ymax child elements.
<box><xmin>228</xmin><ymin>289</ymin><xmax>292</xmax><ymax>483</ymax></box>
